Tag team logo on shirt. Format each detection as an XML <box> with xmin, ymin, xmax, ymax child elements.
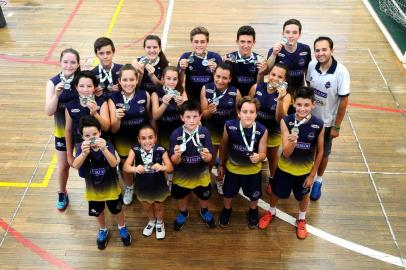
<box><xmin>278</xmin><ymin>53</ymin><xmax>285</xmax><ymax>58</ymax></box>
<box><xmin>71</xmin><ymin>108</ymin><xmax>80</xmax><ymax>113</ymax></box>
<box><xmin>311</xmin><ymin>124</ymin><xmax>320</xmax><ymax>129</ymax></box>
<box><xmin>205</xmin><ymin>88</ymin><xmax>215</xmax><ymax>94</ymax></box>
<box><xmin>133</xmin><ymin>146</ymin><xmax>141</xmax><ymax>151</ymax></box>
<box><xmin>325</xmin><ymin>81</ymin><xmax>331</xmax><ymax>89</ymax></box>
<box><xmin>288</xmin><ymin>121</ymin><xmax>294</xmax><ymax>126</ymax></box>
<box><xmin>117</xmin><ymin>103</ymin><xmax>124</xmax><ymax>107</ymax></box>
<box><xmin>252</xmin><ymin>191</ymin><xmax>260</xmax><ymax>199</ymax></box>
<box><xmin>199</xmin><ymin>134</ymin><xmax>206</xmax><ymax>139</ymax></box>
<box><xmin>256</xmin><ymin>91</ymin><xmax>262</xmax><ymax>96</ymax></box>
<box><xmin>227</xmin><ymin>99</ymin><xmax>234</xmax><ymax>106</ymax></box>
<box><xmin>189</xmin><ymin>66</ymin><xmax>194</xmax><ymax>71</ymax></box>
<box><xmin>138</xmin><ymin>99</ymin><xmax>146</xmax><ymax>104</ymax></box>
<box><xmin>139</xmin><ymin>107</ymin><xmax>146</xmax><ymax>113</ymax></box>
<box><xmin>228</xmin><ymin>91</ymin><xmax>237</xmax><ymax>96</ymax></box>
<box><xmin>307</xmin><ymin>132</ymin><xmax>315</xmax><ymax>140</ymax></box>
<box><xmin>299</xmin><ymin>52</ymin><xmax>308</xmax><ymax>56</ymax></box>
<box><xmin>90</xmin><ymin>168</ymin><xmax>106</xmax><ymax>176</ymax></box>
<box><xmin>249</xmin><ymin>66</ymin><xmax>257</xmax><ymax>74</ymax></box>
<box><xmin>228</xmin><ymin>126</ymin><xmax>238</xmax><ymax>130</ymax></box>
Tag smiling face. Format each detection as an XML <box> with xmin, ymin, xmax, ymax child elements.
<box><xmin>138</xmin><ymin>127</ymin><xmax>156</xmax><ymax>151</ymax></box>
<box><xmin>268</xmin><ymin>66</ymin><xmax>287</xmax><ymax>86</ymax></box>
<box><xmin>118</xmin><ymin>69</ymin><xmax>138</xmax><ymax>95</ymax></box>
<box><xmin>181</xmin><ymin>110</ymin><xmax>202</xmax><ymax>132</ymax></box>
<box><xmin>294</xmin><ymin>97</ymin><xmax>315</xmax><ymax>119</ymax></box>
<box><xmin>191</xmin><ymin>34</ymin><xmax>208</xmax><ymax>55</ymax></box>
<box><xmin>236</xmin><ymin>35</ymin><xmax>255</xmax><ymax>57</ymax></box>
<box><xmin>96</xmin><ymin>45</ymin><xmax>114</xmax><ymax>69</ymax></box>
<box><xmin>214</xmin><ymin>67</ymin><xmax>231</xmax><ymax>90</ymax></box>
<box><xmin>238</xmin><ymin>102</ymin><xmax>257</xmax><ymax>127</ymax></box>
<box><xmin>60</xmin><ymin>52</ymin><xmax>79</xmax><ymax>78</ymax></box>
<box><xmin>144</xmin><ymin>39</ymin><xmax>161</xmax><ymax>60</ymax></box>
<box><xmin>282</xmin><ymin>24</ymin><xmax>301</xmax><ymax>46</ymax></box>
<box><xmin>82</xmin><ymin>126</ymin><xmax>101</xmax><ymax>150</ymax></box>
<box><xmin>77</xmin><ymin>77</ymin><xmax>95</xmax><ymax>97</ymax></box>
<box><xmin>163</xmin><ymin>70</ymin><xmax>178</xmax><ymax>89</ymax></box>
<box><xmin>314</xmin><ymin>40</ymin><xmax>333</xmax><ymax>65</ymax></box>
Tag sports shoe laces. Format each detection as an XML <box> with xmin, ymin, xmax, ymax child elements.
<box><xmin>119</xmin><ymin>227</ymin><xmax>129</xmax><ymax>238</ymax></box>
<box><xmin>98</xmin><ymin>230</ymin><xmax>108</xmax><ymax>241</ymax></box>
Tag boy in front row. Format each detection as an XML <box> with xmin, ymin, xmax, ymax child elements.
<box><xmin>258</xmin><ymin>87</ymin><xmax>324</xmax><ymax>239</ymax></box>
<box><xmin>72</xmin><ymin>116</ymin><xmax>132</xmax><ymax>249</ymax></box>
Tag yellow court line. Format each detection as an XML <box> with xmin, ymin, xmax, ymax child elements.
<box><xmin>91</xmin><ymin>0</ymin><xmax>125</xmax><ymax>67</ymax></box>
<box><xmin>0</xmin><ymin>154</ymin><xmax>57</xmax><ymax>188</ymax></box>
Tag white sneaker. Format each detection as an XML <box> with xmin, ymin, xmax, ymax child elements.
<box><xmin>216</xmin><ymin>180</ymin><xmax>224</xmax><ymax>195</ymax></box>
<box><xmin>123</xmin><ymin>186</ymin><xmax>134</xmax><ymax>205</ymax></box>
<box><xmin>142</xmin><ymin>220</ymin><xmax>156</xmax><ymax>237</ymax></box>
<box><xmin>155</xmin><ymin>222</ymin><xmax>165</xmax><ymax>240</ymax></box>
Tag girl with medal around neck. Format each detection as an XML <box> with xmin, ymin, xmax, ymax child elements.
<box><xmin>45</xmin><ymin>48</ymin><xmax>80</xmax><ymax>211</ymax></box>
<box><xmin>217</xmin><ymin>96</ymin><xmax>268</xmax><ymax>229</ymax></box>
<box><xmin>151</xmin><ymin>66</ymin><xmax>187</xmax><ymax>150</ymax></box>
<box><xmin>200</xmin><ymin>62</ymin><xmax>241</xmax><ymax>195</ymax></box>
<box><xmin>65</xmin><ymin>71</ymin><xmax>110</xmax><ymax>168</ymax></box>
<box><xmin>108</xmin><ymin>64</ymin><xmax>151</xmax><ymax>206</ymax></box>
<box><xmin>123</xmin><ymin>125</ymin><xmax>174</xmax><ymax>240</ymax></box>
<box><xmin>132</xmin><ymin>35</ymin><xmax>169</xmax><ymax>95</ymax></box>
<box><xmin>178</xmin><ymin>26</ymin><xmax>222</xmax><ymax>103</ymax></box>
<box><xmin>249</xmin><ymin>62</ymin><xmax>291</xmax><ymax>195</ymax></box>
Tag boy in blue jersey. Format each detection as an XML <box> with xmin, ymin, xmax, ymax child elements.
<box><xmin>258</xmin><ymin>87</ymin><xmax>324</xmax><ymax>239</ymax></box>
<box><xmin>169</xmin><ymin>100</ymin><xmax>215</xmax><ymax>230</ymax></box>
<box><xmin>178</xmin><ymin>26</ymin><xmax>222</xmax><ymax>103</ymax></box>
<box><xmin>265</xmin><ymin>19</ymin><xmax>311</xmax><ymax>93</ymax></box>
<box><xmin>224</xmin><ymin>25</ymin><xmax>265</xmax><ymax>96</ymax></box>
<box><xmin>91</xmin><ymin>37</ymin><xmax>122</xmax><ymax>97</ymax></box>
<box><xmin>217</xmin><ymin>96</ymin><xmax>268</xmax><ymax>229</ymax></box>
<box><xmin>72</xmin><ymin>116</ymin><xmax>132</xmax><ymax>249</ymax></box>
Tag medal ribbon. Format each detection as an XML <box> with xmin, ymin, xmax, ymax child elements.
<box><xmin>98</xmin><ymin>64</ymin><xmax>114</xmax><ymax>84</ymax></box>
<box><xmin>239</xmin><ymin>121</ymin><xmax>256</xmax><ymax>152</ymax></box>
<box><xmin>182</xmin><ymin>126</ymin><xmax>201</xmax><ymax>148</ymax></box>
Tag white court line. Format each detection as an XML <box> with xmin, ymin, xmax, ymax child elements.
<box><xmin>161</xmin><ymin>0</ymin><xmax>174</xmax><ymax>52</ymax></box>
<box><xmin>325</xmin><ymin>170</ymin><xmax>406</xmax><ymax>175</ymax></box>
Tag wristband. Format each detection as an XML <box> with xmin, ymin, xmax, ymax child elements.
<box><xmin>333</xmin><ymin>125</ymin><xmax>340</xmax><ymax>131</ymax></box>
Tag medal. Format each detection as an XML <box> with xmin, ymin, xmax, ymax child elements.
<box><xmin>63</xmin><ymin>82</ymin><xmax>71</xmax><ymax>90</ymax></box>
<box><xmin>141</xmin><ymin>148</ymin><xmax>154</xmax><ymax>172</ymax></box>
<box><xmin>239</xmin><ymin>121</ymin><xmax>256</xmax><ymax>157</ymax></box>
<box><xmin>89</xmin><ymin>137</ymin><xmax>97</xmax><ymax>146</ymax></box>
<box><xmin>226</xmin><ymin>53</ymin><xmax>236</xmax><ymax>63</ymax></box>
<box><xmin>196</xmin><ymin>145</ymin><xmax>204</xmax><ymax>153</ymax></box>
<box><xmin>98</xmin><ymin>64</ymin><xmax>114</xmax><ymax>90</ymax></box>
<box><xmin>141</xmin><ymin>56</ymin><xmax>150</xmax><ymax>65</ymax></box>
<box><xmin>144</xmin><ymin>163</ymin><xmax>154</xmax><ymax>172</ymax></box>
<box><xmin>181</xmin><ymin>126</ymin><xmax>202</xmax><ymax>153</ymax></box>
<box><xmin>179</xmin><ymin>143</ymin><xmax>186</xmax><ymax>152</ymax></box>
<box><xmin>291</xmin><ymin>127</ymin><xmax>299</xmax><ymax>135</ymax></box>
<box><xmin>80</xmin><ymin>95</ymin><xmax>95</xmax><ymax>107</ymax></box>
<box><xmin>211</xmin><ymin>86</ymin><xmax>228</xmax><ymax>106</ymax></box>
<box><xmin>122</xmin><ymin>102</ymin><xmax>130</xmax><ymax>111</ymax></box>
<box><xmin>202</xmin><ymin>59</ymin><xmax>209</xmax><ymax>66</ymax></box>
<box><xmin>163</xmin><ymin>86</ymin><xmax>180</xmax><ymax>98</ymax></box>
<box><xmin>246</xmin><ymin>150</ymin><xmax>254</xmax><ymax>157</ymax></box>
<box><xmin>107</xmin><ymin>83</ymin><xmax>113</xmax><ymax>92</ymax></box>
<box><xmin>60</xmin><ymin>73</ymin><xmax>74</xmax><ymax>91</ymax></box>
<box><xmin>292</xmin><ymin>114</ymin><xmax>311</xmax><ymax>135</ymax></box>
<box><xmin>187</xmin><ymin>54</ymin><xmax>194</xmax><ymax>64</ymax></box>
<box><xmin>122</xmin><ymin>92</ymin><xmax>134</xmax><ymax>112</ymax></box>
<box><xmin>281</xmin><ymin>37</ymin><xmax>288</xmax><ymax>46</ymax></box>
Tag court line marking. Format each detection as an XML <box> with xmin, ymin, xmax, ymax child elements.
<box><xmin>161</xmin><ymin>0</ymin><xmax>174</xmax><ymax>51</ymax></box>
<box><xmin>0</xmin><ymin>218</ymin><xmax>75</xmax><ymax>270</ymax></box>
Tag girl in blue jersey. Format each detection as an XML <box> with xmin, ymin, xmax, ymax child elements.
<box><xmin>123</xmin><ymin>125</ymin><xmax>173</xmax><ymax>240</ymax></box>
<box><xmin>217</xmin><ymin>96</ymin><xmax>268</xmax><ymax>229</ymax></box>
<box><xmin>249</xmin><ymin>63</ymin><xmax>292</xmax><ymax>194</ymax></box>
<box><xmin>151</xmin><ymin>66</ymin><xmax>187</xmax><ymax>150</ymax></box>
<box><xmin>108</xmin><ymin>64</ymin><xmax>151</xmax><ymax>205</ymax></box>
<box><xmin>65</xmin><ymin>71</ymin><xmax>110</xmax><ymax>168</ymax></box>
<box><xmin>178</xmin><ymin>26</ymin><xmax>222</xmax><ymax>103</ymax></box>
<box><xmin>200</xmin><ymin>62</ymin><xmax>241</xmax><ymax>194</ymax></box>
<box><xmin>132</xmin><ymin>35</ymin><xmax>169</xmax><ymax>94</ymax></box>
<box><xmin>45</xmin><ymin>48</ymin><xmax>80</xmax><ymax>210</ymax></box>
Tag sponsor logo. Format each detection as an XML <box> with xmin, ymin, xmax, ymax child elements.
<box><xmin>325</xmin><ymin>81</ymin><xmax>331</xmax><ymax>89</ymax></box>
<box><xmin>308</xmin><ymin>132</ymin><xmax>315</xmax><ymax>140</ymax></box>
<box><xmin>237</xmin><ymin>76</ymin><xmax>254</xmax><ymax>84</ymax></box>
<box><xmin>205</xmin><ymin>88</ymin><xmax>215</xmax><ymax>94</ymax></box>
<box><xmin>298</xmin><ymin>59</ymin><xmax>305</xmax><ymax>67</ymax></box>
<box><xmin>90</xmin><ymin>168</ymin><xmax>106</xmax><ymax>177</ymax></box>
<box><xmin>252</xmin><ymin>191</ymin><xmax>260</xmax><ymax>199</ymax></box>
<box><xmin>311</xmin><ymin>124</ymin><xmax>320</xmax><ymax>129</ymax></box>
<box><xmin>138</xmin><ymin>99</ymin><xmax>146</xmax><ymax>104</ymax></box>
<box><xmin>190</xmin><ymin>76</ymin><xmax>211</xmax><ymax>83</ymax></box>
<box><xmin>182</xmin><ymin>156</ymin><xmax>202</xmax><ymax>163</ymax></box>
<box><xmin>299</xmin><ymin>52</ymin><xmax>308</xmax><ymax>56</ymax></box>
<box><xmin>314</xmin><ymin>89</ymin><xmax>328</xmax><ymax>98</ymax></box>
<box><xmin>228</xmin><ymin>91</ymin><xmax>237</xmax><ymax>96</ymax></box>
<box><xmin>278</xmin><ymin>53</ymin><xmax>285</xmax><ymax>57</ymax></box>
<box><xmin>256</xmin><ymin>91</ymin><xmax>262</xmax><ymax>96</ymax></box>
<box><xmin>228</xmin><ymin>125</ymin><xmax>238</xmax><ymax>130</ymax></box>
<box><xmin>296</xmin><ymin>142</ymin><xmax>311</xmax><ymax>149</ymax></box>
<box><xmin>71</xmin><ymin>108</ymin><xmax>80</xmax><ymax>113</ymax></box>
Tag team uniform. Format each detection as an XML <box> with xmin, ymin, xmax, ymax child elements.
<box><xmin>137</xmin><ymin>57</ymin><xmax>164</xmax><ymax>94</ymax></box>
<box><xmin>131</xmin><ymin>144</ymin><xmax>170</xmax><ymax>203</ymax></box>
<box><xmin>109</xmin><ymin>90</ymin><xmax>150</xmax><ymax>158</ymax></box>
<box><xmin>306</xmin><ymin>57</ymin><xmax>350</xmax><ymax>156</ymax></box>
<box><xmin>169</xmin><ymin>126</ymin><xmax>213</xmax><ymax>199</ymax></box>
<box><xmin>155</xmin><ymin>87</ymin><xmax>183</xmax><ymax>149</ymax></box>
<box><xmin>76</xmin><ymin>141</ymin><xmax>122</xmax><ymax>217</ymax></box>
<box><xmin>267</xmin><ymin>43</ymin><xmax>311</xmax><ymax>91</ymax></box>
<box><xmin>226</xmin><ymin>51</ymin><xmax>261</xmax><ymax>96</ymax></box>
<box><xmin>254</xmin><ymin>83</ymin><xmax>281</xmax><ymax>147</ymax></box>
<box><xmin>272</xmin><ymin>114</ymin><xmax>324</xmax><ymax>201</ymax></box>
<box><xmin>91</xmin><ymin>63</ymin><xmax>122</xmax><ymax>98</ymax></box>
<box><xmin>177</xmin><ymin>51</ymin><xmax>222</xmax><ymax>103</ymax></box>
<box><xmin>223</xmin><ymin>119</ymin><xmax>267</xmax><ymax>201</ymax></box>
<box><xmin>203</xmin><ymin>82</ymin><xmax>238</xmax><ymax>145</ymax></box>
<box><xmin>65</xmin><ymin>95</ymin><xmax>106</xmax><ymax>145</ymax></box>
<box><xmin>50</xmin><ymin>73</ymin><xmax>78</xmax><ymax>151</ymax></box>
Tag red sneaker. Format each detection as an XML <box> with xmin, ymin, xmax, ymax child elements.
<box><xmin>296</xmin><ymin>219</ymin><xmax>307</xmax><ymax>239</ymax></box>
<box><xmin>258</xmin><ymin>211</ymin><xmax>275</xmax><ymax>229</ymax></box>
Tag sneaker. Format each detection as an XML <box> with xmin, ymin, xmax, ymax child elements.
<box><xmin>119</xmin><ymin>226</ymin><xmax>132</xmax><ymax>246</ymax></box>
<box><xmin>97</xmin><ymin>229</ymin><xmax>109</xmax><ymax>249</ymax></box>
<box><xmin>123</xmin><ymin>186</ymin><xmax>134</xmax><ymax>205</ymax></box>
<box><xmin>296</xmin><ymin>219</ymin><xmax>307</xmax><ymax>239</ymax></box>
<box><xmin>56</xmin><ymin>192</ymin><xmax>69</xmax><ymax>211</ymax></box>
<box><xmin>215</xmin><ymin>179</ymin><xmax>224</xmax><ymax>195</ymax></box>
<box><xmin>247</xmin><ymin>208</ymin><xmax>259</xmax><ymax>229</ymax></box>
<box><xmin>173</xmin><ymin>211</ymin><xmax>189</xmax><ymax>231</ymax></box>
<box><xmin>310</xmin><ymin>181</ymin><xmax>322</xmax><ymax>201</ymax></box>
<box><xmin>200</xmin><ymin>209</ymin><xmax>216</xmax><ymax>228</ymax></box>
<box><xmin>258</xmin><ymin>211</ymin><xmax>275</xmax><ymax>229</ymax></box>
<box><xmin>142</xmin><ymin>220</ymin><xmax>156</xmax><ymax>237</ymax></box>
<box><xmin>155</xmin><ymin>222</ymin><xmax>165</xmax><ymax>240</ymax></box>
<box><xmin>219</xmin><ymin>208</ymin><xmax>232</xmax><ymax>228</ymax></box>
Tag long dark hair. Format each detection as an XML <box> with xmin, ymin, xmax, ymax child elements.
<box><xmin>143</xmin><ymin>35</ymin><xmax>169</xmax><ymax>72</ymax></box>
<box><xmin>60</xmin><ymin>48</ymin><xmax>81</xmax><ymax>76</ymax></box>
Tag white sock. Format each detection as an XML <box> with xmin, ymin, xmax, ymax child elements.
<box><xmin>298</xmin><ymin>211</ymin><xmax>306</xmax><ymax>220</ymax></box>
<box><xmin>156</xmin><ymin>219</ymin><xmax>163</xmax><ymax>224</ymax></box>
<box><xmin>268</xmin><ymin>207</ymin><xmax>276</xmax><ymax>216</ymax></box>
<box><xmin>315</xmin><ymin>176</ymin><xmax>322</xmax><ymax>183</ymax></box>
<box><xmin>126</xmin><ymin>184</ymin><xmax>134</xmax><ymax>189</ymax></box>
<box><xmin>100</xmin><ymin>227</ymin><xmax>108</xmax><ymax>231</ymax></box>
<box><xmin>118</xmin><ymin>224</ymin><xmax>126</xmax><ymax>229</ymax></box>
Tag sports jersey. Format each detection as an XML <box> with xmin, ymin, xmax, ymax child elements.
<box><xmin>91</xmin><ymin>63</ymin><xmax>122</xmax><ymax>98</ymax></box>
<box><xmin>177</xmin><ymin>51</ymin><xmax>222</xmax><ymax>102</ymax></box>
<box><xmin>306</xmin><ymin>57</ymin><xmax>350</xmax><ymax>127</ymax></box>
<box><xmin>76</xmin><ymin>141</ymin><xmax>121</xmax><ymax>201</ymax></box>
<box><xmin>109</xmin><ymin>90</ymin><xmax>150</xmax><ymax>157</ymax></box>
<box><xmin>137</xmin><ymin>56</ymin><xmax>164</xmax><ymax>94</ymax></box>
<box><xmin>267</xmin><ymin>42</ymin><xmax>311</xmax><ymax>90</ymax></box>
<box><xmin>224</xmin><ymin>119</ymin><xmax>267</xmax><ymax>175</ymax></box>
<box><xmin>169</xmin><ymin>126</ymin><xmax>213</xmax><ymax>189</ymax></box>
<box><xmin>278</xmin><ymin>114</ymin><xmax>324</xmax><ymax>176</ymax></box>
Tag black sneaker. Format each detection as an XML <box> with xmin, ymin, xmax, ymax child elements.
<box><xmin>247</xmin><ymin>208</ymin><xmax>259</xmax><ymax>229</ymax></box>
<box><xmin>219</xmin><ymin>208</ymin><xmax>232</xmax><ymax>228</ymax></box>
<box><xmin>200</xmin><ymin>209</ymin><xmax>216</xmax><ymax>228</ymax></box>
<box><xmin>173</xmin><ymin>211</ymin><xmax>189</xmax><ymax>231</ymax></box>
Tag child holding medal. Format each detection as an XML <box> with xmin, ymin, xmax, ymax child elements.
<box><xmin>45</xmin><ymin>48</ymin><xmax>80</xmax><ymax>210</ymax></box>
<box><xmin>248</xmin><ymin>63</ymin><xmax>291</xmax><ymax>194</ymax></box>
<box><xmin>108</xmin><ymin>64</ymin><xmax>151</xmax><ymax>206</ymax></box>
<box><xmin>258</xmin><ymin>87</ymin><xmax>324</xmax><ymax>239</ymax></box>
<box><xmin>151</xmin><ymin>66</ymin><xmax>187</xmax><ymax>150</ymax></box>
<box><xmin>123</xmin><ymin>125</ymin><xmax>173</xmax><ymax>240</ymax></box>
<box><xmin>91</xmin><ymin>37</ymin><xmax>122</xmax><ymax>97</ymax></box>
<box><xmin>132</xmin><ymin>35</ymin><xmax>169</xmax><ymax>94</ymax></box>
<box><xmin>178</xmin><ymin>26</ymin><xmax>222</xmax><ymax>103</ymax></box>
<box><xmin>169</xmin><ymin>100</ymin><xmax>215</xmax><ymax>231</ymax></box>
<box><xmin>217</xmin><ymin>96</ymin><xmax>268</xmax><ymax>229</ymax></box>
<box><xmin>200</xmin><ymin>62</ymin><xmax>241</xmax><ymax>195</ymax></box>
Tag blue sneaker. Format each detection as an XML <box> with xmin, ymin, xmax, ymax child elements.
<box><xmin>200</xmin><ymin>209</ymin><xmax>216</xmax><ymax>228</ymax></box>
<box><xmin>56</xmin><ymin>192</ymin><xmax>69</xmax><ymax>211</ymax></box>
<box><xmin>310</xmin><ymin>181</ymin><xmax>322</xmax><ymax>201</ymax></box>
<box><xmin>97</xmin><ymin>229</ymin><xmax>109</xmax><ymax>250</ymax></box>
<box><xmin>173</xmin><ymin>211</ymin><xmax>189</xmax><ymax>231</ymax></box>
<box><xmin>119</xmin><ymin>226</ymin><xmax>132</xmax><ymax>246</ymax></box>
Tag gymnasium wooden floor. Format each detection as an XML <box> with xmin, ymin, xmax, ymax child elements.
<box><xmin>0</xmin><ymin>0</ymin><xmax>406</xmax><ymax>269</ymax></box>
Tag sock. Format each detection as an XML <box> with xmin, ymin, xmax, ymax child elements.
<box><xmin>118</xmin><ymin>224</ymin><xmax>126</xmax><ymax>229</ymax></box>
<box><xmin>148</xmin><ymin>219</ymin><xmax>156</xmax><ymax>224</ymax></box>
<box><xmin>298</xmin><ymin>211</ymin><xmax>306</xmax><ymax>220</ymax></box>
<box><xmin>200</xmin><ymin>207</ymin><xmax>208</xmax><ymax>214</ymax></box>
<box><xmin>127</xmin><ymin>184</ymin><xmax>134</xmax><ymax>190</ymax></box>
<box><xmin>315</xmin><ymin>176</ymin><xmax>322</xmax><ymax>183</ymax></box>
<box><xmin>223</xmin><ymin>207</ymin><xmax>232</xmax><ymax>212</ymax></box>
<box><xmin>180</xmin><ymin>210</ymin><xmax>188</xmax><ymax>217</ymax></box>
<box><xmin>156</xmin><ymin>219</ymin><xmax>163</xmax><ymax>224</ymax></box>
<box><xmin>100</xmin><ymin>227</ymin><xmax>108</xmax><ymax>232</ymax></box>
<box><xmin>268</xmin><ymin>206</ymin><xmax>276</xmax><ymax>216</ymax></box>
